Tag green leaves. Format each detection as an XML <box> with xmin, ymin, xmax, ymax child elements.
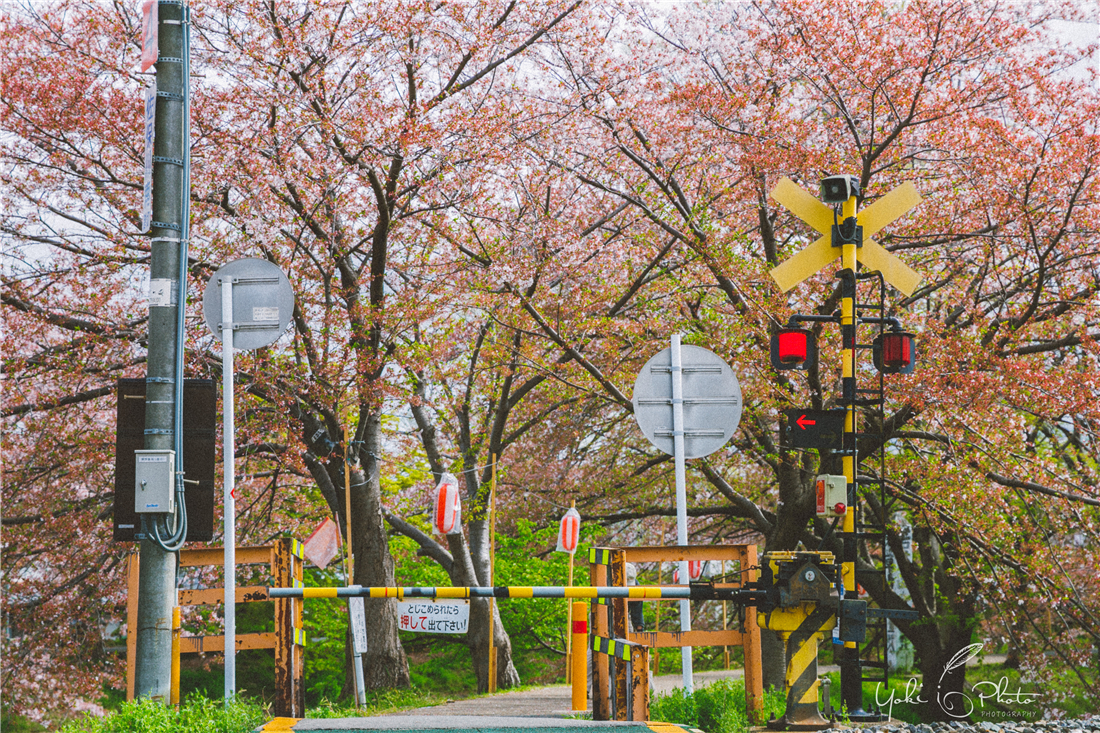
<box><xmin>58</xmin><ymin>695</ymin><xmax>266</xmax><ymax>733</ymax></box>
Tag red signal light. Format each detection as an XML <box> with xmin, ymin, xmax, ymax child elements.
<box><xmin>771</xmin><ymin>327</ymin><xmax>816</xmax><ymax>371</ymax></box>
<box><xmin>834</xmin><ymin>502</ymin><xmax>846</xmax><ymax>515</ymax></box>
<box><xmin>881</xmin><ymin>332</ymin><xmax>913</xmax><ymax>369</ymax></box>
<box><xmin>777</xmin><ymin>329</ymin><xmax>809</xmax><ymax>365</ymax></box>
<box><xmin>873</xmin><ymin>331</ymin><xmax>916</xmax><ymax>374</ymax></box>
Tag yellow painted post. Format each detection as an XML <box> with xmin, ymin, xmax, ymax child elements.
<box><xmin>126</xmin><ymin>552</ymin><xmax>139</xmax><ymax>702</ymax></box>
<box><xmin>571</xmin><ymin>601</ymin><xmax>587</xmax><ymax>711</ymax></box>
<box><xmin>839</xmin><ymin>190</ymin><xmax>867</xmax><ymax>717</ymax></box>
<box><xmin>343</xmin><ymin>426</ymin><xmax>353</xmax><ymax>582</ymax></box>
<box><xmin>653</xmin><ymin>561</ymin><xmax>661</xmax><ymax>676</ymax></box>
<box><xmin>839</xmin><ymin>190</ymin><xmax>859</xmax><ymax>606</ymax></box>
<box><xmin>170</xmin><ymin>606</ymin><xmax>181</xmax><ymax>706</ymax></box>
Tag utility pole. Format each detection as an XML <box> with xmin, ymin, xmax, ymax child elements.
<box><xmin>135</xmin><ymin>0</ymin><xmax>189</xmax><ymax>701</ymax></box>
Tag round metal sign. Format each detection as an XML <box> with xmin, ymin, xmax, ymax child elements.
<box><xmin>202</xmin><ymin>258</ymin><xmax>295</xmax><ymax>351</ymax></box>
<box><xmin>632</xmin><ymin>344</ymin><xmax>742</xmax><ymax>459</ymax></box>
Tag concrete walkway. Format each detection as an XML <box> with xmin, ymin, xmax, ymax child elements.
<box><xmin>382</xmin><ymin>667</ymin><xmax>755</xmax><ymax>719</ymax></box>
<box><xmin>256</xmin><ymin>670</ymin><xmax>754</xmax><ymax>731</ymax></box>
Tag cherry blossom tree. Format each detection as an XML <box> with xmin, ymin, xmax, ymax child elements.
<box><xmin>2</xmin><ymin>0</ymin><xmax>586</xmax><ymax>714</ymax></box>
<box><xmin>3</xmin><ymin>0</ymin><xmax>1097</xmax><ymax>723</ymax></box>
<box><xmin>500</xmin><ymin>0</ymin><xmax>1100</xmax><ymax>714</ymax></box>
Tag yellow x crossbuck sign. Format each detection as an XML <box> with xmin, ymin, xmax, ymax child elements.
<box><xmin>768</xmin><ymin>178</ymin><xmax>923</xmax><ymax>296</ymax></box>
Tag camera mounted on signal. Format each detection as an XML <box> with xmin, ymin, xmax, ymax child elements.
<box><xmin>820</xmin><ymin>175</ymin><xmax>860</xmax><ymax>204</ymax></box>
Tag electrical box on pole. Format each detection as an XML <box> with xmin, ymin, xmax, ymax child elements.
<box><xmin>814</xmin><ymin>474</ymin><xmax>847</xmax><ymax>518</ymax></box>
<box><xmin>134</xmin><ymin>450</ymin><xmax>175</xmax><ymax>514</ymax></box>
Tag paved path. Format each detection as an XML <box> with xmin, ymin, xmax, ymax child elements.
<box><xmin>264</xmin><ymin>717</ymin><xmax>685</xmax><ymax>731</ymax></box>
<box><xmin>380</xmin><ymin>668</ymin><xmax>755</xmax><ymax>719</ymax></box>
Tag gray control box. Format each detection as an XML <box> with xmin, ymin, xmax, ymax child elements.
<box><xmin>135</xmin><ymin>449</ymin><xmax>175</xmax><ymax>513</ymax></box>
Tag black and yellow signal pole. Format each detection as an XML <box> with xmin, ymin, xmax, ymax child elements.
<box><xmin>835</xmin><ymin>186</ymin><xmax>867</xmax><ymax>718</ymax></box>
<box><xmin>769</xmin><ymin>174</ymin><xmax>923</xmax><ymax>722</ymax></box>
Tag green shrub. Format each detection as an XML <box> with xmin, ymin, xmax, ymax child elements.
<box><xmin>305</xmin><ymin>687</ymin><xmax>446</xmax><ymax>718</ymax></box>
<box><xmin>649</xmin><ymin>678</ymin><xmax>786</xmax><ymax>733</ymax></box>
<box><xmin>58</xmin><ymin>695</ymin><xmax>266</xmax><ymax>733</ymax></box>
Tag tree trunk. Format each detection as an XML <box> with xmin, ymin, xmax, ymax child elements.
<box><xmin>345</xmin><ymin>411</ymin><xmax>409</xmax><ymax>692</ymax></box>
<box><xmin>446</xmin><ymin>532</ymin><xmax>520</xmax><ymax>692</ymax></box>
<box><xmin>906</xmin><ymin>616</ymin><xmax>978</xmax><ymax>722</ymax></box>
<box><xmin>880</xmin><ymin>527</ymin><xmax>980</xmax><ymax>723</ymax></box>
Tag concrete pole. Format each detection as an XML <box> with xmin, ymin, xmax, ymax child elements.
<box><xmin>134</xmin><ymin>0</ymin><xmax>186</xmax><ymax>702</ymax></box>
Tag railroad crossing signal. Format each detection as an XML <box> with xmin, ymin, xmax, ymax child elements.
<box><xmin>768</xmin><ymin>177</ymin><xmax>923</xmax><ymax>296</ymax></box>
<box><xmin>766</xmin><ymin>174</ymin><xmax>925</xmax><ymax>724</ymax></box>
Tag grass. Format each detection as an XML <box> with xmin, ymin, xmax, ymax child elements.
<box><xmin>57</xmin><ymin>695</ymin><xmax>267</xmax><ymax>733</ymax></box>
<box><xmin>305</xmin><ymin>688</ymin><xmax>448</xmax><ymax>718</ymax></box>
<box><xmin>649</xmin><ymin>678</ymin><xmax>787</xmax><ymax>733</ymax></box>
<box><xmin>819</xmin><ymin>671</ymin><xmax>922</xmax><ymax>724</ymax></box>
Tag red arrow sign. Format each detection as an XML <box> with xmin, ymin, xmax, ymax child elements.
<box><xmin>796</xmin><ymin>414</ymin><xmax>817</xmax><ymax>430</ymax></box>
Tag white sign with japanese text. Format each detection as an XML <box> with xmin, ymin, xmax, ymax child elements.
<box><xmin>397</xmin><ymin>599</ymin><xmax>469</xmax><ymax>634</ymax></box>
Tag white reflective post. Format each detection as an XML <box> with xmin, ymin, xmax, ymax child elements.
<box><xmin>670</xmin><ymin>334</ymin><xmax>693</xmax><ymax>694</ymax></box>
<box><xmin>221</xmin><ymin>276</ymin><xmax>235</xmax><ymax>700</ymax></box>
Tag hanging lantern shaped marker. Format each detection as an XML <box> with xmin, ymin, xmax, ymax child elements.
<box><xmin>433</xmin><ymin>472</ymin><xmax>462</xmax><ymax>535</ymax></box>
<box><xmin>770</xmin><ymin>326</ymin><xmax>817</xmax><ymax>371</ymax></box>
<box><xmin>873</xmin><ymin>331</ymin><xmax>917</xmax><ymax>374</ymax></box>
<box><xmin>555</xmin><ymin>507</ymin><xmax>581</xmax><ymax>554</ymax></box>
<box><xmin>673</xmin><ymin>560</ymin><xmax>704</xmax><ymax>583</ymax></box>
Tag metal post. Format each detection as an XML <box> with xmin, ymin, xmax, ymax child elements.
<box><xmin>838</xmin><ymin>192</ymin><xmax>871</xmax><ymax>719</ymax></box>
<box><xmin>669</xmin><ymin>334</ymin><xmax>693</xmax><ymax>694</ymax></box>
<box><xmin>221</xmin><ymin>277</ymin><xmax>236</xmax><ymax>700</ymax></box>
<box><xmin>571</xmin><ymin>601</ymin><xmax>587</xmax><ymax>711</ymax></box>
<box><xmin>134</xmin><ymin>0</ymin><xmax>185</xmax><ymax>702</ymax></box>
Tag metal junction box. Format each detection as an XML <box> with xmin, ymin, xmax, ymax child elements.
<box><xmin>815</xmin><ymin>474</ymin><xmax>847</xmax><ymax>518</ymax></box>
<box><xmin>135</xmin><ymin>449</ymin><xmax>175</xmax><ymax>513</ymax></box>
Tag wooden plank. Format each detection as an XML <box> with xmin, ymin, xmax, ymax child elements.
<box><xmin>629</xmin><ymin>645</ymin><xmax>650</xmax><ymax>722</ymax></box>
<box><xmin>273</xmin><ymin>538</ymin><xmax>302</xmax><ymax>717</ymax></box>
<box><xmin>610</xmin><ymin>550</ymin><xmax>628</xmax><ymax>721</ymax></box>
<box><xmin>179</xmin><ymin>632</ymin><xmax>276</xmax><ymax>654</ymax></box>
<box><xmin>126</xmin><ymin>553</ymin><xmax>139</xmax><ymax>702</ymax></box>
<box><xmin>178</xmin><ymin>586</ymin><xmax>269</xmax><ymax>606</ymax></box>
<box><xmin>179</xmin><ymin>545</ymin><xmax>272</xmax><ymax>568</ymax></box>
<box><xmin>590</xmin><ymin>560</ymin><xmax>610</xmax><ymax>721</ymax></box>
<box><xmin>625</xmin><ymin>628</ymin><xmax>744</xmax><ymax>648</ymax></box>
<box><xmin>742</xmin><ymin>543</ymin><xmax>764</xmax><ymax>721</ymax></box>
<box><xmin>293</xmin><ymin>541</ymin><xmax>304</xmax><ymax>712</ymax></box>
<box><xmin>620</xmin><ymin>545</ymin><xmax>752</xmax><ymax>563</ymax></box>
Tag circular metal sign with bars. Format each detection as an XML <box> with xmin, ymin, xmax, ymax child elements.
<box><xmin>632</xmin><ymin>344</ymin><xmax>742</xmax><ymax>459</ymax></box>
<box><xmin>202</xmin><ymin>258</ymin><xmax>294</xmax><ymax>350</ymax></box>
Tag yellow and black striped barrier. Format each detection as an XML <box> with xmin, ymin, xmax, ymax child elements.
<box><xmin>268</xmin><ymin>584</ymin><xmax>695</xmax><ymax>600</ymax></box>
<box><xmin>591</xmin><ymin>634</ymin><xmax>635</xmax><ymax>661</ymax></box>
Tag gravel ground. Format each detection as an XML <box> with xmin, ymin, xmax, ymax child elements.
<box><xmin>821</xmin><ymin>720</ymin><xmax>1100</xmax><ymax>733</ymax></box>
